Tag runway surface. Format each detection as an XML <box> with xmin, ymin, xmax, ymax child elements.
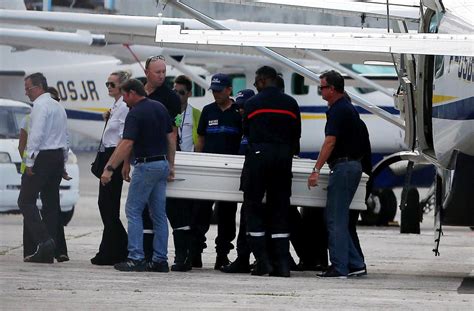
<box><xmin>0</xmin><ymin>152</ymin><xmax>473</xmax><ymax>310</ymax></box>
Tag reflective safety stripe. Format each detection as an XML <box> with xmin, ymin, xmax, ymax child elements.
<box><xmin>271</xmin><ymin>233</ymin><xmax>290</xmax><ymax>238</ymax></box>
<box><xmin>248</xmin><ymin>232</ymin><xmax>266</xmax><ymax>237</ymax></box>
<box><xmin>175</xmin><ymin>226</ymin><xmax>191</xmax><ymax>231</ymax></box>
<box><xmin>248</xmin><ymin>108</ymin><xmax>297</xmax><ymax>120</ymax></box>
<box><xmin>143</xmin><ymin>229</ymin><xmax>154</xmax><ymax>234</ymax></box>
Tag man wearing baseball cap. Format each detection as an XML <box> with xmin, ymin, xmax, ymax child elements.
<box><xmin>195</xmin><ymin>73</ymin><xmax>243</xmax><ymax>270</ymax></box>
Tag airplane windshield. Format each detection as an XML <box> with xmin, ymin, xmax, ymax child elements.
<box><xmin>0</xmin><ymin>107</ymin><xmax>30</xmax><ymax>139</ymax></box>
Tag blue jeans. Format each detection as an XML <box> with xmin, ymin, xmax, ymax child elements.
<box><xmin>125</xmin><ymin>160</ymin><xmax>169</xmax><ymax>262</ymax></box>
<box><xmin>326</xmin><ymin>160</ymin><xmax>364</xmax><ymax>275</ymax></box>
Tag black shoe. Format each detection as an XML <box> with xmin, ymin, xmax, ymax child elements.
<box><xmin>317</xmin><ymin>266</ymin><xmax>347</xmax><ymax>279</ymax></box>
<box><xmin>171</xmin><ymin>262</ymin><xmax>191</xmax><ymax>272</ymax></box>
<box><xmin>56</xmin><ymin>254</ymin><xmax>69</xmax><ymax>263</ymax></box>
<box><xmin>214</xmin><ymin>254</ymin><xmax>230</xmax><ymax>270</ymax></box>
<box><xmin>289</xmin><ymin>256</ymin><xmax>298</xmax><ymax>271</ymax></box>
<box><xmin>296</xmin><ymin>261</ymin><xmax>327</xmax><ymax>271</ymax></box>
<box><xmin>114</xmin><ymin>259</ymin><xmax>146</xmax><ymax>272</ymax></box>
<box><xmin>91</xmin><ymin>255</ymin><xmax>114</xmax><ymax>266</ymax></box>
<box><xmin>220</xmin><ymin>257</ymin><xmax>250</xmax><ymax>273</ymax></box>
<box><xmin>191</xmin><ymin>253</ymin><xmax>203</xmax><ymax>268</ymax></box>
<box><xmin>24</xmin><ymin>239</ymin><xmax>55</xmax><ymax>264</ymax></box>
<box><xmin>147</xmin><ymin>260</ymin><xmax>169</xmax><ymax>273</ymax></box>
<box><xmin>348</xmin><ymin>265</ymin><xmax>367</xmax><ymax>277</ymax></box>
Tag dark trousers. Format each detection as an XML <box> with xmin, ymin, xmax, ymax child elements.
<box><xmin>96</xmin><ymin>148</ymin><xmax>128</xmax><ymax>261</ymax></box>
<box><xmin>242</xmin><ymin>144</ymin><xmax>293</xmax><ymax>235</ymax></box>
<box><xmin>349</xmin><ymin>210</ymin><xmax>364</xmax><ymax>260</ymax></box>
<box><xmin>18</xmin><ymin>149</ymin><xmax>63</xmax><ymax>256</ymax></box>
<box><xmin>166</xmin><ymin>198</ymin><xmax>211</xmax><ymax>257</ymax></box>
<box><xmin>235</xmin><ymin>203</ymin><xmax>250</xmax><ymax>257</ymax></box>
<box><xmin>144</xmin><ymin>198</ymin><xmax>213</xmax><ymax>259</ymax></box>
<box><xmin>300</xmin><ymin>206</ymin><xmax>328</xmax><ymax>266</ymax></box>
<box><xmin>198</xmin><ymin>200</ymin><xmax>237</xmax><ymax>255</ymax></box>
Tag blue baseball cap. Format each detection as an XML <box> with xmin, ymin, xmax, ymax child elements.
<box><xmin>235</xmin><ymin>89</ymin><xmax>255</xmax><ymax>108</ymax></box>
<box><xmin>209</xmin><ymin>73</ymin><xmax>232</xmax><ymax>91</ymax></box>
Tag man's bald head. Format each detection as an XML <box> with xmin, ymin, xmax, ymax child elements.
<box><xmin>145</xmin><ymin>58</ymin><xmax>166</xmax><ymax>88</ymax></box>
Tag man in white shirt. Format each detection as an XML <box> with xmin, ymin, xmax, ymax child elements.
<box><xmin>18</xmin><ymin>72</ymin><xmax>68</xmax><ymax>264</ymax></box>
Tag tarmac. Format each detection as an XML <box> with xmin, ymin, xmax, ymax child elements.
<box><xmin>0</xmin><ymin>152</ymin><xmax>473</xmax><ymax>310</ymax></box>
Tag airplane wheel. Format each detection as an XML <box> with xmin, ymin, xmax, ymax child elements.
<box><xmin>400</xmin><ymin>188</ymin><xmax>420</xmax><ymax>234</ymax></box>
<box><xmin>361</xmin><ymin>189</ymin><xmax>397</xmax><ymax>226</ymax></box>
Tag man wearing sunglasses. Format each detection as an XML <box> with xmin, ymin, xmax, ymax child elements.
<box><xmin>166</xmin><ymin>75</ymin><xmax>203</xmax><ymax>271</ymax></box>
<box><xmin>307</xmin><ymin>70</ymin><xmax>367</xmax><ymax>279</ymax></box>
<box><xmin>141</xmin><ymin>55</ymin><xmax>181</xmax><ymax>260</ymax></box>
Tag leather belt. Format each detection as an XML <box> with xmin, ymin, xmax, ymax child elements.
<box><xmin>135</xmin><ymin>155</ymin><xmax>166</xmax><ymax>163</ymax></box>
<box><xmin>329</xmin><ymin>157</ymin><xmax>359</xmax><ymax>170</ymax></box>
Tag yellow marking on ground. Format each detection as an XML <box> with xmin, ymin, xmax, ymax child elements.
<box><xmin>432</xmin><ymin>94</ymin><xmax>458</xmax><ymax>105</ymax></box>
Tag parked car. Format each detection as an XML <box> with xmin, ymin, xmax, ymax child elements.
<box><xmin>0</xmin><ymin>98</ymin><xmax>79</xmax><ymax>225</ymax></box>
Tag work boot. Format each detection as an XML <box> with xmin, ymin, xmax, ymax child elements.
<box><xmin>289</xmin><ymin>254</ymin><xmax>298</xmax><ymax>271</ymax></box>
<box><xmin>220</xmin><ymin>254</ymin><xmax>251</xmax><ymax>273</ymax></box>
<box><xmin>248</xmin><ymin>236</ymin><xmax>272</xmax><ymax>276</ymax></box>
<box><xmin>171</xmin><ymin>230</ymin><xmax>192</xmax><ymax>272</ymax></box>
<box><xmin>187</xmin><ymin>235</ymin><xmax>203</xmax><ymax>268</ymax></box>
<box><xmin>214</xmin><ymin>254</ymin><xmax>230</xmax><ymax>270</ymax></box>
<box><xmin>269</xmin><ymin>238</ymin><xmax>290</xmax><ymax>277</ymax></box>
<box><xmin>24</xmin><ymin>239</ymin><xmax>56</xmax><ymax>264</ymax></box>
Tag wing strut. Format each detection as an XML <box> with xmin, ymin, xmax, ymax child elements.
<box><xmin>162</xmin><ymin>0</ymin><xmax>405</xmax><ymax>130</ymax></box>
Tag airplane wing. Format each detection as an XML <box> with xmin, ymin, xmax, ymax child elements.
<box><xmin>153</xmin><ymin>25</ymin><xmax>474</xmax><ymax>57</ymax></box>
<box><xmin>207</xmin><ymin>0</ymin><xmax>420</xmax><ymax>22</ymax></box>
<box><xmin>0</xmin><ymin>9</ymin><xmax>398</xmax><ymax>64</ymax></box>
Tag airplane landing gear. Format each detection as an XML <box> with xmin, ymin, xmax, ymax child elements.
<box><xmin>361</xmin><ymin>189</ymin><xmax>397</xmax><ymax>226</ymax></box>
<box><xmin>400</xmin><ymin>188</ymin><xmax>421</xmax><ymax>234</ymax></box>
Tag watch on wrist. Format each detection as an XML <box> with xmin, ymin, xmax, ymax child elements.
<box><xmin>106</xmin><ymin>165</ymin><xmax>115</xmax><ymax>172</ymax></box>
<box><xmin>312</xmin><ymin>167</ymin><xmax>320</xmax><ymax>174</ymax></box>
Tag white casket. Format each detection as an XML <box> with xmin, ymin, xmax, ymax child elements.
<box><xmin>167</xmin><ymin>152</ymin><xmax>368</xmax><ymax>210</ymax></box>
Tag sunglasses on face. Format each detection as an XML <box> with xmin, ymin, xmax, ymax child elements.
<box><xmin>145</xmin><ymin>55</ymin><xmax>166</xmax><ymax>68</ymax></box>
<box><xmin>105</xmin><ymin>82</ymin><xmax>117</xmax><ymax>88</ymax></box>
<box><xmin>173</xmin><ymin>89</ymin><xmax>187</xmax><ymax>96</ymax></box>
<box><xmin>318</xmin><ymin>85</ymin><xmax>331</xmax><ymax>92</ymax></box>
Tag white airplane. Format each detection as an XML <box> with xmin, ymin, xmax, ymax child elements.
<box><xmin>149</xmin><ymin>0</ymin><xmax>473</xmax><ymax>251</ymax></box>
<box><xmin>0</xmin><ymin>1</ymin><xmax>438</xmax><ymax>225</ymax></box>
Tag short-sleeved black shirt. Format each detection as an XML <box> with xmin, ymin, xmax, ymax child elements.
<box><xmin>147</xmin><ymin>84</ymin><xmax>181</xmax><ymax>126</ymax></box>
<box><xmin>122</xmin><ymin>98</ymin><xmax>173</xmax><ymax>158</ymax></box>
<box><xmin>243</xmin><ymin>86</ymin><xmax>301</xmax><ymax>155</ymax></box>
<box><xmin>197</xmin><ymin>102</ymin><xmax>242</xmax><ymax>154</ymax></box>
<box><xmin>325</xmin><ymin>96</ymin><xmax>361</xmax><ymax>164</ymax></box>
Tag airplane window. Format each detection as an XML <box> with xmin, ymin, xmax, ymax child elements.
<box><xmin>434</xmin><ymin>55</ymin><xmax>444</xmax><ymax>79</ymax></box>
<box><xmin>354</xmin><ymin>87</ymin><xmax>376</xmax><ymax>94</ymax></box>
<box><xmin>228</xmin><ymin>74</ymin><xmax>246</xmax><ymax>96</ymax></box>
<box><xmin>291</xmin><ymin>73</ymin><xmax>309</xmax><ymax>95</ymax></box>
<box><xmin>192</xmin><ymin>82</ymin><xmax>205</xmax><ymax>97</ymax></box>
<box><xmin>0</xmin><ymin>109</ymin><xmax>19</xmax><ymax>139</ymax></box>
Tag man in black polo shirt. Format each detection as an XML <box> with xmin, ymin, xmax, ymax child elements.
<box><xmin>101</xmin><ymin>79</ymin><xmax>175</xmax><ymax>272</ymax></box>
<box><xmin>307</xmin><ymin>70</ymin><xmax>366</xmax><ymax>279</ymax></box>
<box><xmin>196</xmin><ymin>73</ymin><xmax>242</xmax><ymax>270</ymax></box>
<box><xmin>142</xmin><ymin>55</ymin><xmax>181</xmax><ymax>260</ymax></box>
<box><xmin>241</xmin><ymin>66</ymin><xmax>301</xmax><ymax>277</ymax></box>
